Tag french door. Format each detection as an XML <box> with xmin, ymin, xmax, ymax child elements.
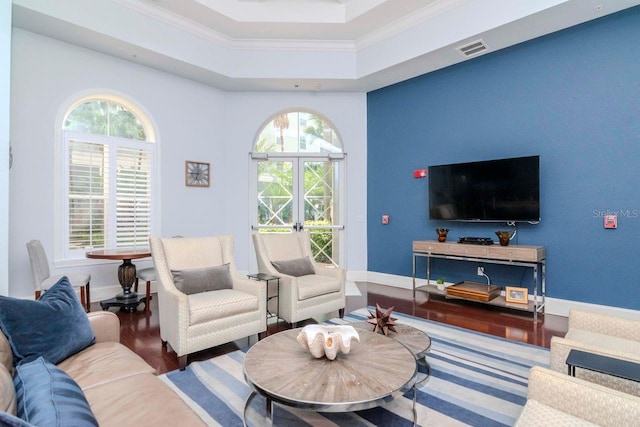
<box><xmin>251</xmin><ymin>155</ymin><xmax>345</xmax><ymax>267</ymax></box>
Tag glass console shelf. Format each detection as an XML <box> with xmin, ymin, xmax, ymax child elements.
<box><xmin>412</xmin><ymin>240</ymin><xmax>546</xmax><ymax>322</ymax></box>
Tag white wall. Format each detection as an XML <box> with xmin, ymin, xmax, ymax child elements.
<box><xmin>9</xmin><ymin>29</ymin><xmax>367</xmax><ymax>300</ymax></box>
<box><xmin>0</xmin><ymin>0</ymin><xmax>10</xmax><ymax>295</ymax></box>
<box><xmin>223</xmin><ymin>92</ymin><xmax>368</xmax><ymax>273</ymax></box>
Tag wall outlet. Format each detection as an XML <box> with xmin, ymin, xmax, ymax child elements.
<box><xmin>477</xmin><ymin>266</ymin><xmax>484</xmax><ymax>275</ymax></box>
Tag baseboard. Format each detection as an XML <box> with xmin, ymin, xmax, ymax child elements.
<box><xmin>88</xmin><ymin>270</ymin><xmax>638</xmax><ymax>320</ymax></box>
<box><xmin>365</xmin><ymin>271</ymin><xmax>639</xmax><ymax>319</ymax></box>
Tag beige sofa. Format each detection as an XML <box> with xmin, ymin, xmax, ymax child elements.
<box><xmin>0</xmin><ymin>311</ymin><xmax>205</xmax><ymax>426</ymax></box>
<box><xmin>550</xmin><ymin>309</ymin><xmax>640</xmax><ymax>397</ymax></box>
<box><xmin>515</xmin><ymin>366</ymin><xmax>640</xmax><ymax>426</ymax></box>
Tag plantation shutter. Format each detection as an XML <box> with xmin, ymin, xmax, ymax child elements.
<box><xmin>68</xmin><ymin>140</ymin><xmax>109</xmax><ymax>250</ymax></box>
<box><xmin>62</xmin><ymin>99</ymin><xmax>155</xmax><ymax>260</ymax></box>
<box><xmin>116</xmin><ymin>147</ymin><xmax>152</xmax><ymax>247</ymax></box>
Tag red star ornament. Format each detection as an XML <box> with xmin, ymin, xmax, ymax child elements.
<box><xmin>366</xmin><ymin>303</ymin><xmax>398</xmax><ymax>335</ymax></box>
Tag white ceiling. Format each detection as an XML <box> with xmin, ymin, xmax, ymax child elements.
<box><xmin>11</xmin><ymin>0</ymin><xmax>640</xmax><ymax>92</ymax></box>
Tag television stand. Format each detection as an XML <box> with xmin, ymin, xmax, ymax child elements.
<box><xmin>411</xmin><ymin>240</ymin><xmax>546</xmax><ymax>322</ymax></box>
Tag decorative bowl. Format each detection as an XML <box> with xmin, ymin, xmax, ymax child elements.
<box><xmin>495</xmin><ymin>230</ymin><xmax>515</xmax><ymax>246</ymax></box>
<box><xmin>296</xmin><ymin>325</ymin><xmax>360</xmax><ymax>360</ymax></box>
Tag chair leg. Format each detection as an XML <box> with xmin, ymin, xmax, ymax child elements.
<box><xmin>34</xmin><ymin>290</ymin><xmax>41</xmax><ymax>300</ymax></box>
<box><xmin>178</xmin><ymin>355</ymin><xmax>187</xmax><ymax>371</ymax></box>
<box><xmin>85</xmin><ymin>284</ymin><xmax>91</xmax><ymax>313</ymax></box>
<box><xmin>161</xmin><ymin>340</ymin><xmax>168</xmax><ymax>348</ymax></box>
<box><xmin>339</xmin><ymin>308</ymin><xmax>345</xmax><ymax>319</ymax></box>
<box><xmin>80</xmin><ymin>286</ymin><xmax>87</xmax><ymax>312</ymax></box>
<box><xmin>145</xmin><ymin>280</ymin><xmax>151</xmax><ymax>312</ymax></box>
<box><xmin>134</xmin><ymin>277</ymin><xmax>139</xmax><ymax>293</ymax></box>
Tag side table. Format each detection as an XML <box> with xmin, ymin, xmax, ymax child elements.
<box><xmin>247</xmin><ymin>273</ymin><xmax>280</xmax><ymax>333</ymax></box>
<box><xmin>566</xmin><ymin>349</ymin><xmax>640</xmax><ymax>382</ymax></box>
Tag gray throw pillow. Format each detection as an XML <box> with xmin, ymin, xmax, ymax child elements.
<box><xmin>171</xmin><ymin>264</ymin><xmax>233</xmax><ymax>295</ymax></box>
<box><xmin>271</xmin><ymin>256</ymin><xmax>316</xmax><ymax>277</ymax></box>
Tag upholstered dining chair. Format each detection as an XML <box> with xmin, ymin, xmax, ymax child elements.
<box><xmin>134</xmin><ymin>268</ymin><xmax>155</xmax><ymax>313</ymax></box>
<box><xmin>150</xmin><ymin>235</ymin><xmax>267</xmax><ymax>370</ymax></box>
<box><xmin>26</xmin><ymin>240</ymin><xmax>91</xmax><ymax>312</ymax></box>
<box><xmin>252</xmin><ymin>231</ymin><xmax>345</xmax><ymax>328</ymax></box>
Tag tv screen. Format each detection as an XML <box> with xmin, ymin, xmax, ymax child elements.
<box><xmin>428</xmin><ymin>155</ymin><xmax>540</xmax><ymax>222</ymax></box>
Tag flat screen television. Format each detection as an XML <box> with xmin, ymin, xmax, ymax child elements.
<box><xmin>428</xmin><ymin>155</ymin><xmax>540</xmax><ymax>222</ymax></box>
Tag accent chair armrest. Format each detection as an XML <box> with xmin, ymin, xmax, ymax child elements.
<box><xmin>519</xmin><ymin>366</ymin><xmax>640</xmax><ymax>427</ymax></box>
<box><xmin>313</xmin><ymin>263</ymin><xmax>345</xmax><ymax>282</ymax></box>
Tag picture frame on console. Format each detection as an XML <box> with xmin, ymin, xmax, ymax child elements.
<box><xmin>505</xmin><ymin>286</ymin><xmax>528</xmax><ymax>304</ymax></box>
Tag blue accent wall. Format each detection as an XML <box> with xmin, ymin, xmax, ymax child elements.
<box><xmin>367</xmin><ymin>6</ymin><xmax>640</xmax><ymax>310</ymax></box>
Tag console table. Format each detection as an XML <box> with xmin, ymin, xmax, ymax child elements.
<box><xmin>412</xmin><ymin>240</ymin><xmax>546</xmax><ymax>321</ymax></box>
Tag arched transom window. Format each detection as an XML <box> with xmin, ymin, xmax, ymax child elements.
<box><xmin>255</xmin><ymin>110</ymin><xmax>343</xmax><ymax>154</ymax></box>
<box><xmin>61</xmin><ymin>97</ymin><xmax>156</xmax><ymax>258</ymax></box>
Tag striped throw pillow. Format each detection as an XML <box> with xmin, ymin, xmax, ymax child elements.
<box><xmin>13</xmin><ymin>357</ymin><xmax>98</xmax><ymax>427</ymax></box>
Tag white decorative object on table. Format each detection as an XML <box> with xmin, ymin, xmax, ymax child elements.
<box><xmin>296</xmin><ymin>325</ymin><xmax>360</xmax><ymax>360</ymax></box>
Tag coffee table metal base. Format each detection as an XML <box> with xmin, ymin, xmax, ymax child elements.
<box><xmin>243</xmin><ymin>390</ymin><xmax>421</xmax><ymax>427</ymax></box>
<box><xmin>243</xmin><ymin>328</ymin><xmax>419</xmax><ymax>426</ymax></box>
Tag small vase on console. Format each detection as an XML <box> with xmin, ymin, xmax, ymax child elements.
<box><xmin>495</xmin><ymin>230</ymin><xmax>514</xmax><ymax>246</ymax></box>
<box><xmin>436</xmin><ymin>228</ymin><xmax>449</xmax><ymax>242</ymax></box>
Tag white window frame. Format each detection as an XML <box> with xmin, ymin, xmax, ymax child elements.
<box><xmin>53</xmin><ymin>92</ymin><xmax>159</xmax><ymax>267</ymax></box>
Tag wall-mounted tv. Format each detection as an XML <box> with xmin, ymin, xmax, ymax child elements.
<box><xmin>428</xmin><ymin>155</ymin><xmax>540</xmax><ymax>222</ymax></box>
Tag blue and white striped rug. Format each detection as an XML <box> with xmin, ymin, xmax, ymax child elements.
<box><xmin>158</xmin><ymin>308</ymin><xmax>549</xmax><ymax>426</ymax></box>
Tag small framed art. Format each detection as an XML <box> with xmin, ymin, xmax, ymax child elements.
<box><xmin>505</xmin><ymin>286</ymin><xmax>528</xmax><ymax>304</ymax></box>
<box><xmin>185</xmin><ymin>161</ymin><xmax>210</xmax><ymax>187</ymax></box>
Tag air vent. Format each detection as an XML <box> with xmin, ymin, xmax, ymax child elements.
<box><xmin>456</xmin><ymin>39</ymin><xmax>489</xmax><ymax>57</ymax></box>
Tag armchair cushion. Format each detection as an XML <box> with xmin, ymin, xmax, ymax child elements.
<box><xmin>271</xmin><ymin>256</ymin><xmax>315</xmax><ymax>277</ymax></box>
<box><xmin>296</xmin><ymin>275</ymin><xmax>343</xmax><ymax>300</ymax></box>
<box><xmin>188</xmin><ymin>289</ymin><xmax>259</xmax><ymax>325</ymax></box>
<box><xmin>0</xmin><ymin>277</ymin><xmax>95</xmax><ymax>366</ymax></box>
<box><xmin>171</xmin><ymin>264</ymin><xmax>233</xmax><ymax>295</ymax></box>
<box><xmin>14</xmin><ymin>356</ymin><xmax>98</xmax><ymax>427</ymax></box>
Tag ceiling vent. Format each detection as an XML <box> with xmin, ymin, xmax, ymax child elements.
<box><xmin>456</xmin><ymin>39</ymin><xmax>489</xmax><ymax>57</ymax></box>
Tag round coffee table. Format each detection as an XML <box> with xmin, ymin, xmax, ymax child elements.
<box><xmin>243</xmin><ymin>327</ymin><xmax>418</xmax><ymax>425</ymax></box>
<box><xmin>351</xmin><ymin>321</ymin><xmax>431</xmax><ymax>385</ymax></box>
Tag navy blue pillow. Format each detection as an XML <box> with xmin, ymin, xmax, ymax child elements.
<box><xmin>14</xmin><ymin>356</ymin><xmax>98</xmax><ymax>427</ymax></box>
<box><xmin>0</xmin><ymin>277</ymin><xmax>95</xmax><ymax>366</ymax></box>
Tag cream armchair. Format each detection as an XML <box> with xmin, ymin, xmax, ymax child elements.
<box><xmin>252</xmin><ymin>231</ymin><xmax>345</xmax><ymax>327</ymax></box>
<box><xmin>515</xmin><ymin>366</ymin><xmax>640</xmax><ymax>426</ymax></box>
<box><xmin>150</xmin><ymin>235</ymin><xmax>266</xmax><ymax>370</ymax></box>
<box><xmin>550</xmin><ymin>309</ymin><xmax>640</xmax><ymax>396</ymax></box>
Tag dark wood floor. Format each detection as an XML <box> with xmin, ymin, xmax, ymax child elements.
<box><xmin>97</xmin><ymin>282</ymin><xmax>568</xmax><ymax>375</ymax></box>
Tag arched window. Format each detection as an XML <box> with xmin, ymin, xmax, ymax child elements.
<box><xmin>60</xmin><ymin>97</ymin><xmax>156</xmax><ymax>258</ymax></box>
<box><xmin>251</xmin><ymin>109</ymin><xmax>345</xmax><ymax>267</ymax></box>
<box><xmin>255</xmin><ymin>110</ymin><xmax>343</xmax><ymax>154</ymax></box>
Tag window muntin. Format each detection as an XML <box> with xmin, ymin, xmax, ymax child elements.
<box><xmin>256</xmin><ymin>111</ymin><xmax>342</xmax><ymax>154</ymax></box>
<box><xmin>62</xmin><ymin>99</ymin><xmax>154</xmax><ymax>258</ymax></box>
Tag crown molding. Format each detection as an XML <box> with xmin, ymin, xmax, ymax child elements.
<box><xmin>113</xmin><ymin>0</ymin><xmax>357</xmax><ymax>52</ymax></box>
<box><xmin>355</xmin><ymin>0</ymin><xmax>474</xmax><ymax>50</ymax></box>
